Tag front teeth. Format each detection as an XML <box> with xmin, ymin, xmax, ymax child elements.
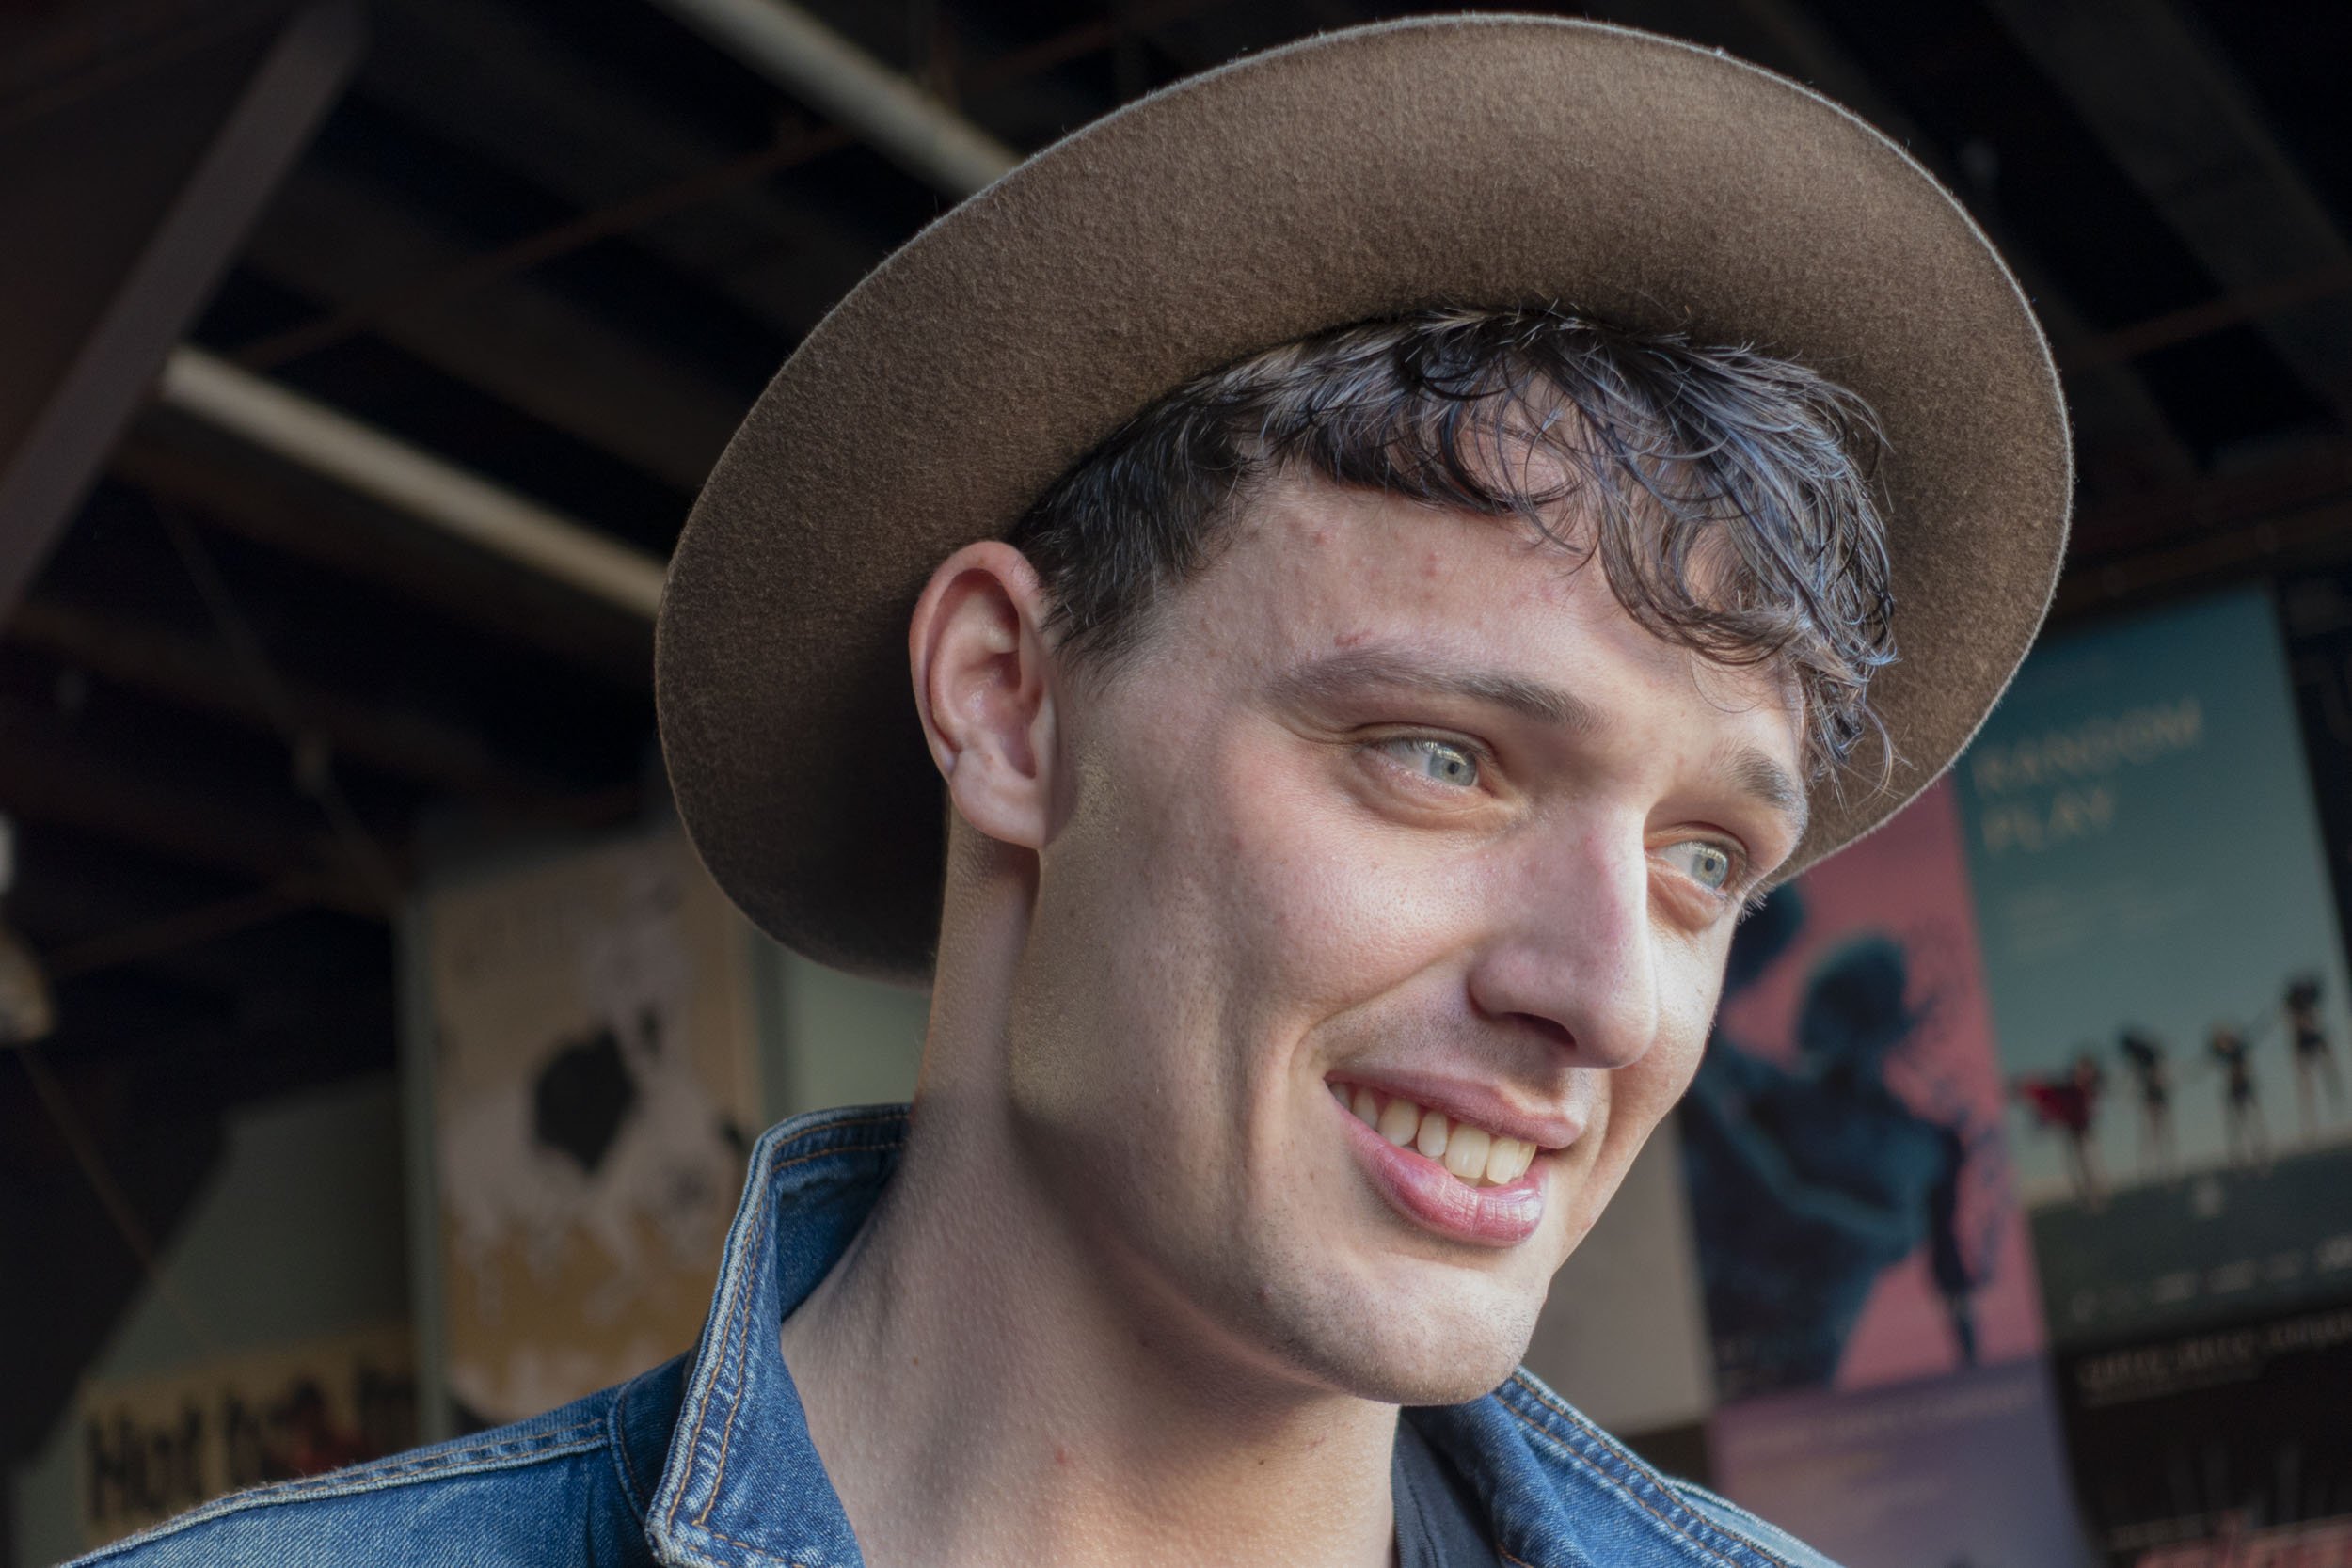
<box><xmin>1331</xmin><ymin>1084</ymin><xmax>1535</xmax><ymax>1187</ymax></box>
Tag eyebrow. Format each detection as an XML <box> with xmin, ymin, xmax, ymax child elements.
<box><xmin>1716</xmin><ymin>743</ymin><xmax>1811</xmax><ymax>847</ymax></box>
<box><xmin>1269</xmin><ymin>645</ymin><xmax>1602</xmax><ymax>731</ymax></box>
<box><xmin>1271</xmin><ymin>641</ymin><xmax>1812</xmax><ymax>841</ymax></box>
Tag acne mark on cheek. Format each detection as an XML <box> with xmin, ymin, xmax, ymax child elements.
<box><xmin>1055</xmin><ymin>1445</ymin><xmax>1072</xmax><ymax>1467</ymax></box>
<box><xmin>1334</xmin><ymin>626</ymin><xmax>1372</xmax><ymax>649</ymax></box>
<box><xmin>1423</xmin><ymin>550</ymin><xmax>1445</xmax><ymax>578</ymax></box>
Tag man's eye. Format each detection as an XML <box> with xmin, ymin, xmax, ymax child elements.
<box><xmin>1660</xmin><ymin>839</ymin><xmax>1738</xmax><ymax>892</ymax></box>
<box><xmin>1378</xmin><ymin>737</ymin><xmax>1481</xmax><ymax>788</ymax></box>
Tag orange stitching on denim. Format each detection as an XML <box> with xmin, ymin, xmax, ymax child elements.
<box><xmin>83</xmin><ymin>1418</ymin><xmax>609</xmax><ymax>1553</ymax></box>
<box><xmin>1496</xmin><ymin>1396</ymin><xmax>1793</xmax><ymax>1568</ymax></box>
<box><xmin>692</xmin><ymin>1172</ymin><xmax>770</xmax><ymax>1526</ymax></box>
<box><xmin>699</xmin><ymin>1521</ymin><xmax>818</xmax><ymax>1565</ymax></box>
<box><xmin>671</xmin><ymin>1130</ymin><xmax>803</xmax><ymax>1535</ymax></box>
<box><xmin>696</xmin><ymin>1136</ymin><xmax>907</xmax><ymax>1527</ymax></box>
<box><xmin>1507</xmin><ymin>1369</ymin><xmax>1798</xmax><ymax>1567</ymax></box>
<box><xmin>1501</xmin><ymin>1552</ymin><xmax>1537</xmax><ymax>1567</ymax></box>
<box><xmin>287</xmin><ymin>1419</ymin><xmax>604</xmax><ymax>1489</ymax></box>
<box><xmin>676</xmin><ymin>1144</ymin><xmax>775</xmax><ymax>1534</ymax></box>
<box><xmin>663</xmin><ymin>1118</ymin><xmax>909</xmax><ymax>1531</ymax></box>
<box><xmin>666</xmin><ymin>1136</ymin><xmax>777</xmax><ymax>1538</ymax></box>
<box><xmin>1498</xmin><ymin>1401</ymin><xmax>1739</xmax><ymax>1567</ymax></box>
<box><xmin>611</xmin><ymin>1378</ymin><xmax>646</xmax><ymax>1513</ymax></box>
<box><xmin>660</xmin><ymin>1128</ymin><xmax>906</xmax><ymax>1539</ymax></box>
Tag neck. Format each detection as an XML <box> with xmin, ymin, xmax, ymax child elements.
<box><xmin>779</xmin><ymin>841</ymin><xmax>1401</xmax><ymax>1568</ymax></box>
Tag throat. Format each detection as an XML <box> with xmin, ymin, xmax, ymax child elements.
<box><xmin>777</xmin><ymin>1132</ymin><xmax>1404</xmax><ymax>1568</ymax></box>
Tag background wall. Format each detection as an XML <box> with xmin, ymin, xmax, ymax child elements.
<box><xmin>9</xmin><ymin>1075</ymin><xmax>408</xmax><ymax>1565</ymax></box>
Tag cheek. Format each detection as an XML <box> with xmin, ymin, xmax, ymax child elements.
<box><xmin>1563</xmin><ymin>947</ymin><xmax>1720</xmax><ymax>1226</ymax></box>
<box><xmin>1201</xmin><ymin>744</ymin><xmax>1501</xmax><ymax>1024</ymax></box>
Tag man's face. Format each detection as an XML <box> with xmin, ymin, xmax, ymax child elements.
<box><xmin>1002</xmin><ymin>471</ymin><xmax>1809</xmax><ymax>1405</ymax></box>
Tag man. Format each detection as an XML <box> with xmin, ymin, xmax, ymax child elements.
<box><xmin>84</xmin><ymin>15</ymin><xmax>2068</xmax><ymax>1568</ymax></box>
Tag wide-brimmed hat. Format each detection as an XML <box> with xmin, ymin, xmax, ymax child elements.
<box><xmin>656</xmin><ymin>14</ymin><xmax>2072</xmax><ymax>983</ymax></box>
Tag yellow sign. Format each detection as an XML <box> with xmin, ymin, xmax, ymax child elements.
<box><xmin>76</xmin><ymin>1323</ymin><xmax>415</xmax><ymax>1550</ymax></box>
<box><xmin>426</xmin><ymin>832</ymin><xmax>759</xmax><ymax>1424</ymax></box>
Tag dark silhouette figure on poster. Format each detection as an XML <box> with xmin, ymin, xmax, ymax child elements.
<box><xmin>2209</xmin><ymin>1022</ymin><xmax>2271</xmax><ymax>1170</ymax></box>
<box><xmin>2010</xmin><ymin>1052</ymin><xmax>2107</xmax><ymax>1209</ymax></box>
<box><xmin>2116</xmin><ymin>1029</ymin><xmax>2176</xmax><ymax>1180</ymax></box>
<box><xmin>2283</xmin><ymin>975</ymin><xmax>2344</xmax><ymax>1141</ymax></box>
<box><xmin>1684</xmin><ymin>889</ymin><xmax>1994</xmax><ymax>1397</ymax></box>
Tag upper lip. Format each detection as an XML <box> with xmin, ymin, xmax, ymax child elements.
<box><xmin>1327</xmin><ymin>1068</ymin><xmax>1588</xmax><ymax>1150</ymax></box>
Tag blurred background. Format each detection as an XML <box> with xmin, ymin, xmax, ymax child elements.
<box><xmin>5</xmin><ymin>1</ymin><xmax>2352</xmax><ymax>1563</ymax></box>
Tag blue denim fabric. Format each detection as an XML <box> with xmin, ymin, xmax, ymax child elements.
<box><xmin>72</xmin><ymin>1105</ymin><xmax>1842</xmax><ymax>1568</ymax></box>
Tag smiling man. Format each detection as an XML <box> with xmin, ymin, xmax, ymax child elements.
<box><xmin>79</xmin><ymin>16</ymin><xmax>2070</xmax><ymax>1568</ymax></box>
<box><xmin>758</xmin><ymin>306</ymin><xmax>1879</xmax><ymax>1568</ymax></box>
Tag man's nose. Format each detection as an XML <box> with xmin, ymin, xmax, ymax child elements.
<box><xmin>1463</xmin><ymin>818</ymin><xmax>1657</xmax><ymax>1069</ymax></box>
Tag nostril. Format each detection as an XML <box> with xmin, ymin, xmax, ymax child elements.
<box><xmin>1505</xmin><ymin>1011</ymin><xmax>1575</xmax><ymax>1051</ymax></box>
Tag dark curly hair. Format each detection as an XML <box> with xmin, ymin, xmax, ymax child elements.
<box><xmin>1007</xmin><ymin>307</ymin><xmax>1896</xmax><ymax>783</ymax></box>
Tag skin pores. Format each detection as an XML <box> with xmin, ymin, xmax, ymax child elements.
<box><xmin>1000</xmin><ymin>471</ymin><xmax>1808</xmax><ymax>1408</ymax></box>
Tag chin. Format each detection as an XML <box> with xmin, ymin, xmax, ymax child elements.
<box><xmin>1256</xmin><ymin>1266</ymin><xmax>1544</xmax><ymax>1407</ymax></box>
<box><xmin>1322</xmin><ymin>1325</ymin><xmax>1533</xmax><ymax>1407</ymax></box>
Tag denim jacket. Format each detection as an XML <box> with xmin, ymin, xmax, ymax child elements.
<box><xmin>74</xmin><ymin>1106</ymin><xmax>1840</xmax><ymax>1568</ymax></box>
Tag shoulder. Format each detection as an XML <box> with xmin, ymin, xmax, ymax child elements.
<box><xmin>67</xmin><ymin>1357</ymin><xmax>691</xmax><ymax>1568</ymax></box>
<box><xmin>1422</xmin><ymin>1370</ymin><xmax>1846</xmax><ymax>1568</ymax></box>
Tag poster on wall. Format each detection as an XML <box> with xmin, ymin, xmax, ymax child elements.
<box><xmin>424</xmin><ymin>831</ymin><xmax>761</xmax><ymax>1426</ymax></box>
<box><xmin>2280</xmin><ymin>568</ymin><xmax>2352</xmax><ymax>1011</ymax></box>
<box><xmin>1955</xmin><ymin>589</ymin><xmax>2352</xmax><ymax>1349</ymax></box>
<box><xmin>2058</xmin><ymin>1302</ymin><xmax>2352</xmax><ymax>1567</ymax></box>
<box><xmin>1680</xmin><ymin>780</ymin><xmax>2044</xmax><ymax>1403</ymax></box>
<box><xmin>75</xmin><ymin>1323</ymin><xmax>415</xmax><ymax>1552</ymax></box>
<box><xmin>1708</xmin><ymin>1356</ymin><xmax>2091</xmax><ymax>1567</ymax></box>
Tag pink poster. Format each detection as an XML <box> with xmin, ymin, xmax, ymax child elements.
<box><xmin>1681</xmin><ymin>780</ymin><xmax>2045</xmax><ymax>1401</ymax></box>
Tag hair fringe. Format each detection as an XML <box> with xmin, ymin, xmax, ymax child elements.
<box><xmin>1009</xmin><ymin>307</ymin><xmax>1898</xmax><ymax>786</ymax></box>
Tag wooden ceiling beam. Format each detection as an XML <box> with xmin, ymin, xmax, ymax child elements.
<box><xmin>0</xmin><ymin>693</ymin><xmax>387</xmax><ymax>914</ymax></box>
<box><xmin>5</xmin><ymin>596</ymin><xmax>636</xmax><ymax>821</ymax></box>
<box><xmin>111</xmin><ymin>407</ymin><xmax>656</xmax><ymax>689</ymax></box>
<box><xmin>359</xmin><ymin>0</ymin><xmax>883</xmax><ymax>341</ymax></box>
<box><xmin>1685</xmin><ymin>0</ymin><xmax>2199</xmax><ymax>492</ymax></box>
<box><xmin>237</xmin><ymin>162</ymin><xmax>747</xmax><ymax>490</ymax></box>
<box><xmin>1985</xmin><ymin>0</ymin><xmax>2352</xmax><ymax>427</ymax></box>
<box><xmin>0</xmin><ymin>0</ymin><xmax>359</xmax><ymax>621</ymax></box>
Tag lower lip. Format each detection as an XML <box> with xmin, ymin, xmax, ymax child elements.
<box><xmin>1335</xmin><ymin>1100</ymin><xmax>1548</xmax><ymax>1246</ymax></box>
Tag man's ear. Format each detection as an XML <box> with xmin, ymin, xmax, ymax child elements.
<box><xmin>907</xmin><ymin>542</ymin><xmax>1058</xmax><ymax>850</ymax></box>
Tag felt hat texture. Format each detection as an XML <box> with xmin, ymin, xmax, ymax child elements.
<box><xmin>657</xmin><ymin>13</ymin><xmax>2073</xmax><ymax>982</ymax></box>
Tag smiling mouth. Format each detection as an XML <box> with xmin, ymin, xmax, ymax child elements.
<box><xmin>1328</xmin><ymin>1082</ymin><xmax>1538</xmax><ymax>1187</ymax></box>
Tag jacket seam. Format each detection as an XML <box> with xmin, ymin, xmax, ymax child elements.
<box><xmin>610</xmin><ymin>1375</ymin><xmax>648</xmax><ymax>1517</ymax></box>
<box><xmin>1497</xmin><ymin>1401</ymin><xmax>1749</xmax><ymax>1568</ymax></box>
<box><xmin>658</xmin><ymin>1108</ymin><xmax>908</xmax><ymax>1529</ymax></box>
<box><xmin>662</xmin><ymin>1126</ymin><xmax>908</xmax><ymax>1542</ymax></box>
<box><xmin>1508</xmin><ymin>1372</ymin><xmax>1781</xmax><ymax>1551</ymax></box>
<box><xmin>1505</xmin><ymin>1374</ymin><xmax>1795</xmax><ymax>1568</ymax></box>
<box><xmin>681</xmin><ymin>1138</ymin><xmax>778</xmax><ymax>1532</ymax></box>
<box><xmin>699</xmin><ymin>1521</ymin><xmax>816</xmax><ymax>1566</ymax></box>
<box><xmin>1666</xmin><ymin>1479</ymin><xmax>1813</xmax><ymax>1549</ymax></box>
<box><xmin>72</xmin><ymin>1420</ymin><xmax>608</xmax><ymax>1560</ymax></box>
<box><xmin>698</xmin><ymin>1135</ymin><xmax>907</xmax><ymax>1526</ymax></box>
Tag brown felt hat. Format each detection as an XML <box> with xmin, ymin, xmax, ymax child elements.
<box><xmin>657</xmin><ymin>14</ymin><xmax>2072</xmax><ymax>983</ymax></box>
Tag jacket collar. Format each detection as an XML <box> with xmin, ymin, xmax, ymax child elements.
<box><xmin>647</xmin><ymin>1106</ymin><xmax>908</xmax><ymax>1568</ymax></box>
<box><xmin>642</xmin><ymin>1104</ymin><xmax>1796</xmax><ymax>1568</ymax></box>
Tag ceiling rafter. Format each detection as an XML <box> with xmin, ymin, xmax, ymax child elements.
<box><xmin>1985</xmin><ymin>0</ymin><xmax>2352</xmax><ymax>429</ymax></box>
<box><xmin>237</xmin><ymin>161</ymin><xmax>747</xmax><ymax>491</ymax></box>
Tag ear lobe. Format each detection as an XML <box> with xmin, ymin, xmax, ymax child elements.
<box><xmin>907</xmin><ymin>542</ymin><xmax>1057</xmax><ymax>849</ymax></box>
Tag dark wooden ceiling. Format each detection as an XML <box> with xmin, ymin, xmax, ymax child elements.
<box><xmin>8</xmin><ymin>0</ymin><xmax>2352</xmax><ymax>1500</ymax></box>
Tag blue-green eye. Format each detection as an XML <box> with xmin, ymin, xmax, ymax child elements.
<box><xmin>1381</xmin><ymin>737</ymin><xmax>1481</xmax><ymax>788</ymax></box>
<box><xmin>1660</xmin><ymin>839</ymin><xmax>1738</xmax><ymax>892</ymax></box>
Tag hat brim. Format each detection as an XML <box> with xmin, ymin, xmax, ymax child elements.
<box><xmin>657</xmin><ymin>14</ymin><xmax>2072</xmax><ymax>982</ymax></box>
